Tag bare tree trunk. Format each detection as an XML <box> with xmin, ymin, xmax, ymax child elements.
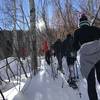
<box><xmin>88</xmin><ymin>0</ymin><xmax>94</xmax><ymax>13</ymax></box>
<box><xmin>14</xmin><ymin>46</ymin><xmax>28</xmax><ymax>78</ymax></box>
<box><xmin>6</xmin><ymin>67</ymin><xmax>10</xmax><ymax>82</ymax></box>
<box><xmin>0</xmin><ymin>76</ymin><xmax>7</xmax><ymax>84</ymax></box>
<box><xmin>0</xmin><ymin>90</ymin><xmax>5</xmax><ymax>100</ymax></box>
<box><xmin>17</xmin><ymin>57</ymin><xmax>28</xmax><ymax>78</ymax></box>
<box><xmin>29</xmin><ymin>0</ymin><xmax>38</xmax><ymax>75</ymax></box>
<box><xmin>6</xmin><ymin>58</ymin><xmax>15</xmax><ymax>79</ymax></box>
<box><xmin>13</xmin><ymin>0</ymin><xmax>18</xmax><ymax>56</ymax></box>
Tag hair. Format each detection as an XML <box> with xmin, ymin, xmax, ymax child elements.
<box><xmin>67</xmin><ymin>34</ymin><xmax>71</xmax><ymax>38</ymax></box>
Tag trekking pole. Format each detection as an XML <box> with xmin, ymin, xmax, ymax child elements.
<box><xmin>73</xmin><ymin>62</ymin><xmax>82</xmax><ymax>98</ymax></box>
<box><xmin>91</xmin><ymin>5</ymin><xmax>100</xmax><ymax>26</ymax></box>
<box><xmin>74</xmin><ymin>59</ymin><xmax>82</xmax><ymax>98</ymax></box>
<box><xmin>76</xmin><ymin>81</ymin><xmax>82</xmax><ymax>98</ymax></box>
<box><xmin>75</xmin><ymin>60</ymin><xmax>80</xmax><ymax>79</ymax></box>
<box><xmin>50</xmin><ymin>56</ymin><xmax>56</xmax><ymax>80</ymax></box>
<box><xmin>62</xmin><ymin>76</ymin><xmax>64</xmax><ymax>88</ymax></box>
<box><xmin>0</xmin><ymin>89</ymin><xmax>5</xmax><ymax>100</ymax></box>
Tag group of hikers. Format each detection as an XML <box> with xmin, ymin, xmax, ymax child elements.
<box><xmin>45</xmin><ymin>33</ymin><xmax>77</xmax><ymax>88</ymax></box>
<box><xmin>44</xmin><ymin>14</ymin><xmax>100</xmax><ymax>100</ymax></box>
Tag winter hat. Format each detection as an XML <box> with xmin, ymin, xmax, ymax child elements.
<box><xmin>79</xmin><ymin>14</ymin><xmax>90</xmax><ymax>27</ymax></box>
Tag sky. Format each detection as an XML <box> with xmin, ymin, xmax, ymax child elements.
<box><xmin>0</xmin><ymin>0</ymin><xmax>81</xmax><ymax>30</ymax></box>
<box><xmin>0</xmin><ymin>0</ymin><xmax>55</xmax><ymax>30</ymax></box>
<box><xmin>0</xmin><ymin>0</ymin><xmax>30</xmax><ymax>30</ymax></box>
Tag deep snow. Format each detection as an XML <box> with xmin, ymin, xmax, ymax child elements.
<box><xmin>0</xmin><ymin>56</ymin><xmax>100</xmax><ymax>100</ymax></box>
<box><xmin>14</xmin><ymin>57</ymin><xmax>89</xmax><ymax>100</ymax></box>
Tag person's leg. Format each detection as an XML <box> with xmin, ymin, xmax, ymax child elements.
<box><xmin>67</xmin><ymin>57</ymin><xmax>75</xmax><ymax>78</ymax></box>
<box><xmin>66</xmin><ymin>57</ymin><xmax>78</xmax><ymax>88</ymax></box>
<box><xmin>57</xmin><ymin>53</ymin><xmax>62</xmax><ymax>70</ymax></box>
<box><xmin>87</xmin><ymin>67</ymin><xmax>98</xmax><ymax>100</ymax></box>
<box><xmin>95</xmin><ymin>61</ymin><xmax>100</xmax><ymax>84</ymax></box>
<box><xmin>67</xmin><ymin>57</ymin><xmax>76</xmax><ymax>85</ymax></box>
<box><xmin>45</xmin><ymin>51</ymin><xmax>50</xmax><ymax>65</ymax></box>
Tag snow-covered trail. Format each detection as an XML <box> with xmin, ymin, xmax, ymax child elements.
<box><xmin>13</xmin><ymin>57</ymin><xmax>90</xmax><ymax>100</ymax></box>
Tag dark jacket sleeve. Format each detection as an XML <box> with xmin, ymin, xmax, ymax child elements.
<box><xmin>94</xmin><ymin>26</ymin><xmax>100</xmax><ymax>38</ymax></box>
<box><xmin>73</xmin><ymin>30</ymin><xmax>80</xmax><ymax>52</ymax></box>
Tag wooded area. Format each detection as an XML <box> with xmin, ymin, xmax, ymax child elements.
<box><xmin>0</xmin><ymin>1</ymin><xmax>100</xmax><ymax>98</ymax></box>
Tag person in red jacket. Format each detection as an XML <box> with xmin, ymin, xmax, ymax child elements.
<box><xmin>42</xmin><ymin>40</ymin><xmax>51</xmax><ymax>65</ymax></box>
<box><xmin>42</xmin><ymin>40</ymin><xmax>49</xmax><ymax>54</ymax></box>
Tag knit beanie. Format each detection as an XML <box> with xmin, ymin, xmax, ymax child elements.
<box><xmin>79</xmin><ymin>14</ymin><xmax>90</xmax><ymax>27</ymax></box>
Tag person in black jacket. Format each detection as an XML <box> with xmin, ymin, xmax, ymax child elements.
<box><xmin>45</xmin><ymin>49</ymin><xmax>51</xmax><ymax>65</ymax></box>
<box><xmin>45</xmin><ymin>45</ymin><xmax>55</xmax><ymax>65</ymax></box>
<box><xmin>63</xmin><ymin>34</ymin><xmax>77</xmax><ymax>87</ymax></box>
<box><xmin>73</xmin><ymin>14</ymin><xmax>100</xmax><ymax>100</ymax></box>
<box><xmin>53</xmin><ymin>39</ymin><xmax>63</xmax><ymax>71</ymax></box>
<box><xmin>63</xmin><ymin>34</ymin><xmax>74</xmax><ymax>58</ymax></box>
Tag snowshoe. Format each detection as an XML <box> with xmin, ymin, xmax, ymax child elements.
<box><xmin>67</xmin><ymin>77</ymin><xmax>77</xmax><ymax>83</ymax></box>
<box><xmin>71</xmin><ymin>77</ymin><xmax>77</xmax><ymax>83</ymax></box>
<box><xmin>57</xmin><ymin>67</ymin><xmax>65</xmax><ymax>74</ymax></box>
<box><xmin>54</xmin><ymin>73</ymin><xmax>58</xmax><ymax>78</ymax></box>
<box><xmin>68</xmin><ymin>80</ymin><xmax>78</xmax><ymax>89</ymax></box>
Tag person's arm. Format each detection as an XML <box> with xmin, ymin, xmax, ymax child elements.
<box><xmin>96</xmin><ymin>27</ymin><xmax>100</xmax><ymax>38</ymax></box>
<box><xmin>92</xmin><ymin>26</ymin><xmax>100</xmax><ymax>39</ymax></box>
<box><xmin>73</xmin><ymin>30</ymin><xmax>80</xmax><ymax>52</ymax></box>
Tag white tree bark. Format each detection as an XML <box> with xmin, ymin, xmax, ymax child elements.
<box><xmin>13</xmin><ymin>0</ymin><xmax>18</xmax><ymax>56</ymax></box>
<box><xmin>29</xmin><ymin>0</ymin><xmax>38</xmax><ymax>75</ymax></box>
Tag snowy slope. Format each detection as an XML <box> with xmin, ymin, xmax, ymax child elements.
<box><xmin>1</xmin><ymin>56</ymin><xmax>100</xmax><ymax>100</ymax></box>
<box><xmin>0</xmin><ymin>57</ymin><xmax>31</xmax><ymax>100</ymax></box>
<box><xmin>13</xmin><ymin>57</ymin><xmax>90</xmax><ymax>100</ymax></box>
<box><xmin>0</xmin><ymin>57</ymin><xmax>31</xmax><ymax>80</ymax></box>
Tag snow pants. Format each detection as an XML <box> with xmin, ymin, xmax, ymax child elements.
<box><xmin>66</xmin><ymin>56</ymin><xmax>76</xmax><ymax>78</ymax></box>
<box><xmin>78</xmin><ymin>40</ymin><xmax>100</xmax><ymax>100</ymax></box>
<box><xmin>79</xmin><ymin>39</ymin><xmax>100</xmax><ymax>78</ymax></box>
<box><xmin>87</xmin><ymin>61</ymin><xmax>100</xmax><ymax>100</ymax></box>
<box><xmin>56</xmin><ymin>53</ymin><xmax>63</xmax><ymax>70</ymax></box>
<box><xmin>45</xmin><ymin>50</ymin><xmax>51</xmax><ymax>65</ymax></box>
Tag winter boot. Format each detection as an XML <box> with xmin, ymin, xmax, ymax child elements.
<box><xmin>67</xmin><ymin>77</ymin><xmax>78</xmax><ymax>89</ymax></box>
<box><xmin>57</xmin><ymin>67</ymin><xmax>65</xmax><ymax>74</ymax></box>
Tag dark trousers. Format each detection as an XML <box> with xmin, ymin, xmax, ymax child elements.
<box><xmin>65</xmin><ymin>56</ymin><xmax>76</xmax><ymax>79</ymax></box>
<box><xmin>87</xmin><ymin>61</ymin><xmax>100</xmax><ymax>100</ymax></box>
<box><xmin>45</xmin><ymin>51</ymin><xmax>51</xmax><ymax>65</ymax></box>
<box><xmin>66</xmin><ymin>56</ymin><xmax>75</xmax><ymax>66</ymax></box>
<box><xmin>56</xmin><ymin>53</ymin><xmax>62</xmax><ymax>70</ymax></box>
